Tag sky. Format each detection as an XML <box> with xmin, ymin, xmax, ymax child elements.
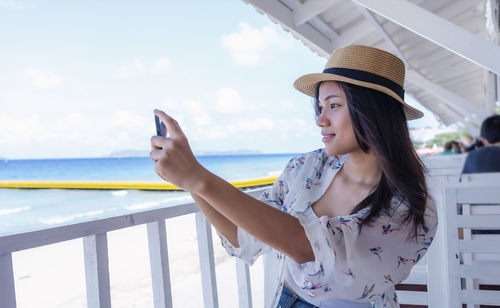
<box><xmin>0</xmin><ymin>0</ymin><xmax>440</xmax><ymax>159</ymax></box>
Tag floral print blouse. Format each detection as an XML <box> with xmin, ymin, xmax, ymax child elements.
<box><xmin>218</xmin><ymin>149</ymin><xmax>438</xmax><ymax>308</ymax></box>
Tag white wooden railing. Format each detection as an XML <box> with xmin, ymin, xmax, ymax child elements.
<box><xmin>3</xmin><ymin>154</ymin><xmax>499</xmax><ymax>308</ymax></box>
<box><xmin>0</xmin><ymin>187</ymin><xmax>267</xmax><ymax>308</ymax></box>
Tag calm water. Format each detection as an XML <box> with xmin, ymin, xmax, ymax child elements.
<box><xmin>0</xmin><ymin>154</ymin><xmax>298</xmax><ymax>236</ymax></box>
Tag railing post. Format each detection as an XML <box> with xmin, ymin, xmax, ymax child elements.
<box><xmin>195</xmin><ymin>212</ymin><xmax>219</xmax><ymax>308</ymax></box>
<box><xmin>0</xmin><ymin>253</ymin><xmax>17</xmax><ymax>308</ymax></box>
<box><xmin>147</xmin><ymin>220</ymin><xmax>173</xmax><ymax>308</ymax></box>
<box><xmin>83</xmin><ymin>233</ymin><xmax>111</xmax><ymax>308</ymax></box>
<box><xmin>235</xmin><ymin>259</ymin><xmax>252</xmax><ymax>308</ymax></box>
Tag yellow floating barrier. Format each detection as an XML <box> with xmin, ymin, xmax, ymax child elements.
<box><xmin>0</xmin><ymin>176</ymin><xmax>279</xmax><ymax>191</ymax></box>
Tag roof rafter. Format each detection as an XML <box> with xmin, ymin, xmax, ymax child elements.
<box><xmin>351</xmin><ymin>0</ymin><xmax>500</xmax><ymax>75</ymax></box>
<box><xmin>292</xmin><ymin>0</ymin><xmax>340</xmax><ymax>26</ymax></box>
<box><xmin>356</xmin><ymin>4</ymin><xmax>487</xmax><ymax>122</ymax></box>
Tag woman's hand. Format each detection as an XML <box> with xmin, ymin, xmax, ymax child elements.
<box><xmin>150</xmin><ymin>109</ymin><xmax>208</xmax><ymax>192</ymax></box>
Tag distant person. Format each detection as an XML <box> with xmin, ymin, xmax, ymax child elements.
<box><xmin>440</xmin><ymin>140</ymin><xmax>461</xmax><ymax>155</ymax></box>
<box><xmin>150</xmin><ymin>45</ymin><xmax>438</xmax><ymax>308</ymax></box>
<box><xmin>462</xmin><ymin>115</ymin><xmax>500</xmax><ymax>173</ymax></box>
<box><xmin>463</xmin><ymin>136</ymin><xmax>484</xmax><ymax>152</ymax></box>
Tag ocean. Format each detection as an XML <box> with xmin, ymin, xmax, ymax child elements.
<box><xmin>0</xmin><ymin>154</ymin><xmax>298</xmax><ymax>236</ymax></box>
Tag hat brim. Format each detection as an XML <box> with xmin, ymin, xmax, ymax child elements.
<box><xmin>294</xmin><ymin>73</ymin><xmax>424</xmax><ymax>120</ymax></box>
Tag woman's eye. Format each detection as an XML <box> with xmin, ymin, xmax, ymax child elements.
<box><xmin>331</xmin><ymin>103</ymin><xmax>338</xmax><ymax>109</ymax></box>
<box><xmin>317</xmin><ymin>106</ymin><xmax>323</xmax><ymax>113</ymax></box>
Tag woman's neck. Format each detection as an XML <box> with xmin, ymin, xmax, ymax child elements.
<box><xmin>341</xmin><ymin>149</ymin><xmax>382</xmax><ymax>188</ymax></box>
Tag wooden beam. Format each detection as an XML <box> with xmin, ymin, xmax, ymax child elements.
<box><xmin>244</xmin><ymin>0</ymin><xmax>332</xmax><ymax>57</ymax></box>
<box><xmin>147</xmin><ymin>220</ymin><xmax>173</xmax><ymax>308</ymax></box>
<box><xmin>83</xmin><ymin>234</ymin><xmax>111</xmax><ymax>308</ymax></box>
<box><xmin>352</xmin><ymin>0</ymin><xmax>500</xmax><ymax>75</ymax></box>
<box><xmin>330</xmin><ymin>18</ymin><xmax>374</xmax><ymax>49</ymax></box>
<box><xmin>292</xmin><ymin>0</ymin><xmax>340</xmax><ymax>26</ymax></box>
<box><xmin>195</xmin><ymin>213</ymin><xmax>218</xmax><ymax>308</ymax></box>
<box><xmin>235</xmin><ymin>259</ymin><xmax>253</xmax><ymax>308</ymax></box>
<box><xmin>407</xmin><ymin>69</ymin><xmax>486</xmax><ymax>122</ymax></box>
<box><xmin>0</xmin><ymin>253</ymin><xmax>16</xmax><ymax>308</ymax></box>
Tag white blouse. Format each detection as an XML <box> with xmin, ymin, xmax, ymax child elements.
<box><xmin>218</xmin><ymin>149</ymin><xmax>438</xmax><ymax>308</ymax></box>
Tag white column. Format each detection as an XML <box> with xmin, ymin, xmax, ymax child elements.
<box><xmin>195</xmin><ymin>213</ymin><xmax>219</xmax><ymax>308</ymax></box>
<box><xmin>235</xmin><ymin>259</ymin><xmax>252</xmax><ymax>308</ymax></box>
<box><xmin>83</xmin><ymin>233</ymin><xmax>111</xmax><ymax>308</ymax></box>
<box><xmin>147</xmin><ymin>220</ymin><xmax>173</xmax><ymax>308</ymax></box>
<box><xmin>0</xmin><ymin>253</ymin><xmax>17</xmax><ymax>308</ymax></box>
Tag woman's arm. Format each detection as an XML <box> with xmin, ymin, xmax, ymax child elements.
<box><xmin>194</xmin><ymin>170</ymin><xmax>314</xmax><ymax>264</ymax></box>
<box><xmin>150</xmin><ymin>110</ymin><xmax>313</xmax><ymax>264</ymax></box>
<box><xmin>190</xmin><ymin>193</ymin><xmax>239</xmax><ymax>247</ymax></box>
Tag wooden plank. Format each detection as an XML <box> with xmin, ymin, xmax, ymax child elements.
<box><xmin>462</xmin><ymin>290</ymin><xmax>500</xmax><ymax>305</ymax></box>
<box><xmin>147</xmin><ymin>220</ymin><xmax>173</xmax><ymax>308</ymax></box>
<box><xmin>454</xmin><ymin>184</ymin><xmax>500</xmax><ymax>204</ymax></box>
<box><xmin>83</xmin><ymin>234</ymin><xmax>111</xmax><ymax>308</ymax></box>
<box><xmin>459</xmin><ymin>239</ymin><xmax>500</xmax><ymax>253</ymax></box>
<box><xmin>444</xmin><ymin>186</ymin><xmax>463</xmax><ymax>307</ymax></box>
<box><xmin>460</xmin><ymin>262</ymin><xmax>500</xmax><ymax>279</ymax></box>
<box><xmin>292</xmin><ymin>0</ymin><xmax>339</xmax><ymax>26</ymax></box>
<box><xmin>195</xmin><ymin>213</ymin><xmax>218</xmax><ymax>308</ymax></box>
<box><xmin>396</xmin><ymin>290</ymin><xmax>428</xmax><ymax>305</ymax></box>
<box><xmin>458</xmin><ymin>215</ymin><xmax>500</xmax><ymax>228</ymax></box>
<box><xmin>0</xmin><ymin>253</ymin><xmax>17</xmax><ymax>308</ymax></box>
<box><xmin>244</xmin><ymin>0</ymin><xmax>332</xmax><ymax>57</ymax></box>
<box><xmin>0</xmin><ymin>188</ymin><xmax>269</xmax><ymax>255</ymax></box>
<box><xmin>352</xmin><ymin>0</ymin><xmax>500</xmax><ymax>75</ymax></box>
<box><xmin>235</xmin><ymin>259</ymin><xmax>252</xmax><ymax>308</ymax></box>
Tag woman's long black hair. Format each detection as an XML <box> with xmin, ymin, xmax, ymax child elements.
<box><xmin>314</xmin><ymin>81</ymin><xmax>429</xmax><ymax>236</ymax></box>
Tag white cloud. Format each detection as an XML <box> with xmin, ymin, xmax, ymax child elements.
<box><xmin>25</xmin><ymin>68</ymin><xmax>63</xmax><ymax>89</ymax></box>
<box><xmin>153</xmin><ymin>58</ymin><xmax>171</xmax><ymax>73</ymax></box>
<box><xmin>114</xmin><ymin>57</ymin><xmax>171</xmax><ymax>79</ymax></box>
<box><xmin>0</xmin><ymin>0</ymin><xmax>35</xmax><ymax>9</ymax></box>
<box><xmin>183</xmin><ymin>99</ymin><xmax>212</xmax><ymax>125</ymax></box>
<box><xmin>221</xmin><ymin>23</ymin><xmax>290</xmax><ymax>66</ymax></box>
<box><xmin>111</xmin><ymin>110</ymin><xmax>148</xmax><ymax>128</ymax></box>
<box><xmin>113</xmin><ymin>59</ymin><xmax>146</xmax><ymax>79</ymax></box>
<box><xmin>195</xmin><ymin>127</ymin><xmax>227</xmax><ymax>140</ymax></box>
<box><xmin>215</xmin><ymin>87</ymin><xmax>242</xmax><ymax>113</ymax></box>
<box><xmin>228</xmin><ymin>117</ymin><xmax>274</xmax><ymax>133</ymax></box>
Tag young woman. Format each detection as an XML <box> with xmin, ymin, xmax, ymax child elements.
<box><xmin>150</xmin><ymin>45</ymin><xmax>438</xmax><ymax>308</ymax></box>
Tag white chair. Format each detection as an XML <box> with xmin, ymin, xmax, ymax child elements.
<box><xmin>459</xmin><ymin>173</ymin><xmax>500</xmax><ymax>308</ymax></box>
<box><xmin>443</xmin><ymin>182</ymin><xmax>500</xmax><ymax>307</ymax></box>
<box><xmin>421</xmin><ymin>154</ymin><xmax>467</xmax><ymax>177</ymax></box>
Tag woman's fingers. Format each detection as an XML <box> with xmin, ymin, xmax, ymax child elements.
<box><xmin>153</xmin><ymin>109</ymin><xmax>185</xmax><ymax>139</ymax></box>
<box><xmin>149</xmin><ymin>149</ymin><xmax>163</xmax><ymax>162</ymax></box>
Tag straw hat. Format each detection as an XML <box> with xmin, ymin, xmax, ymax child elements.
<box><xmin>294</xmin><ymin>45</ymin><xmax>423</xmax><ymax>120</ymax></box>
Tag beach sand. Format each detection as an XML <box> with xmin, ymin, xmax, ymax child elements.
<box><xmin>12</xmin><ymin>214</ymin><xmax>265</xmax><ymax>307</ymax></box>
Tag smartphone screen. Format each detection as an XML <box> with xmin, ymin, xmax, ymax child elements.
<box><xmin>155</xmin><ymin>115</ymin><xmax>166</xmax><ymax>137</ymax></box>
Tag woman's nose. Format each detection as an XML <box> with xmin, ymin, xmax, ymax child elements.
<box><xmin>316</xmin><ymin>111</ymin><xmax>329</xmax><ymax>127</ymax></box>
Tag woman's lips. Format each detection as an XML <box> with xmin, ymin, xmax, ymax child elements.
<box><xmin>322</xmin><ymin>134</ymin><xmax>335</xmax><ymax>143</ymax></box>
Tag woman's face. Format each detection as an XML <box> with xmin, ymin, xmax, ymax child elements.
<box><xmin>316</xmin><ymin>81</ymin><xmax>360</xmax><ymax>156</ymax></box>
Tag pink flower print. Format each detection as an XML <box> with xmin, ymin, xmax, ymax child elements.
<box><xmin>335</xmin><ymin>226</ymin><xmax>344</xmax><ymax>243</ymax></box>
<box><xmin>397</xmin><ymin>256</ymin><xmax>417</xmax><ymax>268</ymax></box>
<box><xmin>307</xmin><ymin>264</ymin><xmax>325</xmax><ymax>277</ymax></box>
<box><xmin>383</xmin><ymin>274</ymin><xmax>394</xmax><ymax>284</ymax></box>
<box><xmin>370</xmin><ymin>247</ymin><xmax>383</xmax><ymax>261</ymax></box>
<box><xmin>339</xmin><ymin>217</ymin><xmax>353</xmax><ymax>231</ymax></box>
<box><xmin>382</xmin><ymin>224</ymin><xmax>400</xmax><ymax>235</ymax></box>
<box><xmin>356</xmin><ymin>283</ymin><xmax>376</xmax><ymax>300</ymax></box>
<box><xmin>342</xmin><ymin>267</ymin><xmax>355</xmax><ymax>279</ymax></box>
<box><xmin>304</xmin><ymin>178</ymin><xmax>321</xmax><ymax>189</ymax></box>
<box><xmin>302</xmin><ymin>279</ymin><xmax>322</xmax><ymax>290</ymax></box>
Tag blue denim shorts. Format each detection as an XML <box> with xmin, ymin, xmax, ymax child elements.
<box><xmin>276</xmin><ymin>283</ymin><xmax>318</xmax><ymax>308</ymax></box>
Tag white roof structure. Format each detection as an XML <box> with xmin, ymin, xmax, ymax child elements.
<box><xmin>243</xmin><ymin>0</ymin><xmax>500</xmax><ymax>135</ymax></box>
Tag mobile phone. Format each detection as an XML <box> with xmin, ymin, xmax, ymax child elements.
<box><xmin>155</xmin><ymin>115</ymin><xmax>166</xmax><ymax>137</ymax></box>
